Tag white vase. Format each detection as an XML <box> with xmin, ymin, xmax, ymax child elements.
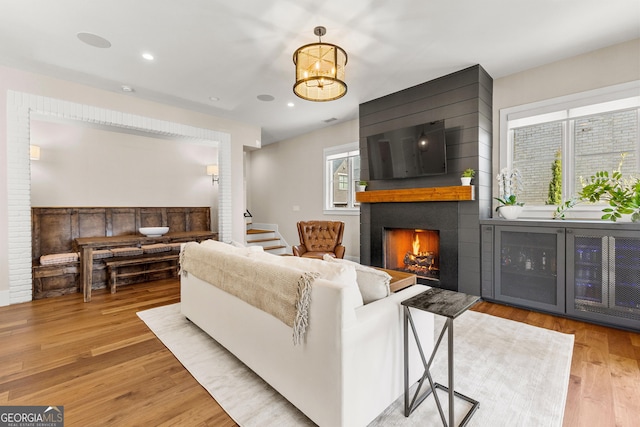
<box><xmin>460</xmin><ymin>177</ymin><xmax>472</xmax><ymax>186</ymax></box>
<box><xmin>498</xmin><ymin>205</ymin><xmax>523</xmax><ymax>220</ymax></box>
<box><xmin>356</xmin><ymin>185</ymin><xmax>366</xmax><ymax>192</ymax></box>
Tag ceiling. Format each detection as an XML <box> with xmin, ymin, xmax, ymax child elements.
<box><xmin>1</xmin><ymin>1</ymin><xmax>638</xmax><ymax>145</ymax></box>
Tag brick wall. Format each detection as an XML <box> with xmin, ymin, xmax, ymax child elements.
<box><xmin>513</xmin><ymin>109</ymin><xmax>638</xmax><ymax>205</ymax></box>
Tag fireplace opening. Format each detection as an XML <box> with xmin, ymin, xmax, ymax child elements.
<box><xmin>384</xmin><ymin>228</ymin><xmax>440</xmax><ymax>282</ymax></box>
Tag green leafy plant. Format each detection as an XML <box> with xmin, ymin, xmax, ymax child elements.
<box><xmin>546</xmin><ymin>150</ymin><xmax>562</xmax><ymax>205</ymax></box>
<box><xmin>358</xmin><ymin>180</ymin><xmax>367</xmax><ymax>186</ymax></box>
<box><xmin>461</xmin><ymin>168</ymin><xmax>475</xmax><ymax>178</ymax></box>
<box><xmin>555</xmin><ymin>154</ymin><xmax>640</xmax><ymax>222</ymax></box>
<box><xmin>494</xmin><ymin>195</ymin><xmax>524</xmax><ymax>211</ymax></box>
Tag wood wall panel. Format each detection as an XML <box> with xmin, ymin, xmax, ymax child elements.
<box><xmin>187</xmin><ymin>209</ymin><xmax>210</xmax><ymax>231</ymax></box>
<box><xmin>78</xmin><ymin>209</ymin><xmax>107</xmax><ymax>239</ymax></box>
<box><xmin>167</xmin><ymin>212</ymin><xmax>187</xmax><ymax>233</ymax></box>
<box><xmin>36</xmin><ymin>208</ymin><xmax>74</xmax><ymax>257</ymax></box>
<box><xmin>140</xmin><ymin>208</ymin><xmax>164</xmax><ymax>228</ymax></box>
<box><xmin>32</xmin><ymin>207</ymin><xmax>211</xmax><ymax>261</ymax></box>
<box><xmin>111</xmin><ymin>208</ymin><xmax>137</xmax><ymax>236</ymax></box>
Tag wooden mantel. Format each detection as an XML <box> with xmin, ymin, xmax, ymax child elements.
<box><xmin>356</xmin><ymin>185</ymin><xmax>474</xmax><ymax>203</ymax></box>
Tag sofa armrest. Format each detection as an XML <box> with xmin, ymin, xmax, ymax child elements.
<box><xmin>342</xmin><ymin>285</ymin><xmax>433</xmax><ymax>426</ymax></box>
<box><xmin>292</xmin><ymin>244</ymin><xmax>307</xmax><ymax>257</ymax></box>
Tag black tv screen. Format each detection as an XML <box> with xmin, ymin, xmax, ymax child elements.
<box><xmin>366</xmin><ymin>120</ymin><xmax>447</xmax><ymax>180</ymax></box>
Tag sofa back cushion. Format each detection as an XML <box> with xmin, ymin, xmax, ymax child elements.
<box><xmin>200</xmin><ymin>239</ymin><xmax>263</xmax><ymax>255</ymax></box>
<box><xmin>249</xmin><ymin>251</ymin><xmax>364</xmax><ymax>308</ymax></box>
<box><xmin>323</xmin><ymin>256</ymin><xmax>391</xmax><ymax>304</ymax></box>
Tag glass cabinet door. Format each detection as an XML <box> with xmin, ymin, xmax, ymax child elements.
<box><xmin>613</xmin><ymin>237</ymin><xmax>640</xmax><ymax>314</ymax></box>
<box><xmin>567</xmin><ymin>229</ymin><xmax>640</xmax><ymax>330</ymax></box>
<box><xmin>494</xmin><ymin>226</ymin><xmax>565</xmax><ymax>313</ymax></box>
<box><xmin>572</xmin><ymin>235</ymin><xmax>606</xmax><ymax>306</ymax></box>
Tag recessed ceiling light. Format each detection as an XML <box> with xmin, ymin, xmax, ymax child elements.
<box><xmin>209</xmin><ymin>96</ymin><xmax>220</xmax><ymax>102</ymax></box>
<box><xmin>121</xmin><ymin>85</ymin><xmax>134</xmax><ymax>92</ymax></box>
<box><xmin>287</xmin><ymin>102</ymin><xmax>295</xmax><ymax>107</ymax></box>
<box><xmin>257</xmin><ymin>94</ymin><xmax>275</xmax><ymax>102</ymax></box>
<box><xmin>142</xmin><ymin>52</ymin><xmax>154</xmax><ymax>61</ymax></box>
<box><xmin>77</xmin><ymin>32</ymin><xmax>111</xmax><ymax>48</ymax></box>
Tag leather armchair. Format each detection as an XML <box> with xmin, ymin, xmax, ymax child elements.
<box><xmin>292</xmin><ymin>221</ymin><xmax>345</xmax><ymax>259</ymax></box>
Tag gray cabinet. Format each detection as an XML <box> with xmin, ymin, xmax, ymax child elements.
<box><xmin>481</xmin><ymin>219</ymin><xmax>640</xmax><ymax>331</ymax></box>
<box><xmin>566</xmin><ymin>229</ymin><xmax>640</xmax><ymax>330</ymax></box>
<box><xmin>493</xmin><ymin>225</ymin><xmax>565</xmax><ymax>314</ymax></box>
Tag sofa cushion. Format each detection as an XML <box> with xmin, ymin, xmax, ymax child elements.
<box><xmin>200</xmin><ymin>239</ymin><xmax>263</xmax><ymax>255</ymax></box>
<box><xmin>110</xmin><ymin>247</ymin><xmax>144</xmax><ymax>257</ymax></box>
<box><xmin>250</xmin><ymin>252</ymin><xmax>353</xmax><ymax>284</ymax></box>
<box><xmin>141</xmin><ymin>243</ymin><xmax>171</xmax><ymax>254</ymax></box>
<box><xmin>92</xmin><ymin>249</ymin><xmax>113</xmax><ymax>260</ymax></box>
<box><xmin>167</xmin><ymin>242</ymin><xmax>183</xmax><ymax>251</ymax></box>
<box><xmin>228</xmin><ymin>240</ymin><xmax>264</xmax><ymax>252</ymax></box>
<box><xmin>40</xmin><ymin>252</ymin><xmax>79</xmax><ymax>265</ymax></box>
<box><xmin>323</xmin><ymin>256</ymin><xmax>391</xmax><ymax>304</ymax></box>
<box><xmin>249</xmin><ymin>252</ymin><xmax>364</xmax><ymax>308</ymax></box>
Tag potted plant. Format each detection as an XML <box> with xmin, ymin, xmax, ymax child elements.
<box><xmin>495</xmin><ymin>167</ymin><xmax>524</xmax><ymax>219</ymax></box>
<box><xmin>356</xmin><ymin>180</ymin><xmax>367</xmax><ymax>192</ymax></box>
<box><xmin>546</xmin><ymin>150</ymin><xmax>562</xmax><ymax>205</ymax></box>
<box><xmin>460</xmin><ymin>168</ymin><xmax>475</xmax><ymax>186</ymax></box>
<box><xmin>555</xmin><ymin>154</ymin><xmax>640</xmax><ymax>222</ymax></box>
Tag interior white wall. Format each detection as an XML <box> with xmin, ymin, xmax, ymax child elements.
<box><xmin>247</xmin><ymin>120</ymin><xmax>361</xmax><ymax>260</ymax></box>
<box><xmin>31</xmin><ymin>120</ymin><xmax>218</xmax><ymax>207</ymax></box>
<box><xmin>0</xmin><ymin>65</ymin><xmax>259</xmax><ymax>305</ymax></box>
<box><xmin>492</xmin><ymin>38</ymin><xmax>640</xmax><ymax>182</ymax></box>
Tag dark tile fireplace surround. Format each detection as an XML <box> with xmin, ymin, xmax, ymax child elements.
<box><xmin>357</xmin><ymin>65</ymin><xmax>493</xmax><ymax>295</ymax></box>
<box><xmin>361</xmin><ymin>201</ymin><xmax>460</xmax><ymax>291</ymax></box>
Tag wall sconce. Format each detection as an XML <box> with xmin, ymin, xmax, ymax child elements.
<box><xmin>30</xmin><ymin>145</ymin><xmax>41</xmax><ymax>161</ymax></box>
<box><xmin>206</xmin><ymin>164</ymin><xmax>219</xmax><ymax>184</ymax></box>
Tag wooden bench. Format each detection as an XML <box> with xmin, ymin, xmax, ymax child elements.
<box><xmin>104</xmin><ymin>253</ymin><xmax>180</xmax><ymax>293</ymax></box>
<box><xmin>31</xmin><ymin>206</ymin><xmax>214</xmax><ymax>300</ymax></box>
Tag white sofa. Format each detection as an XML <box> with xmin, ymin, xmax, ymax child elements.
<box><xmin>180</xmin><ymin>240</ymin><xmax>434</xmax><ymax>427</ymax></box>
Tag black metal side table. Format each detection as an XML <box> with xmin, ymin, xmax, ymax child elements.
<box><xmin>402</xmin><ymin>287</ymin><xmax>481</xmax><ymax>427</ymax></box>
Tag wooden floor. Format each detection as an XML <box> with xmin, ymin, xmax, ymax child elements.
<box><xmin>0</xmin><ymin>279</ymin><xmax>237</xmax><ymax>427</ymax></box>
<box><xmin>1</xmin><ymin>280</ymin><xmax>638</xmax><ymax>427</ymax></box>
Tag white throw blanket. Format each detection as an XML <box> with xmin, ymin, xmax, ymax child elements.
<box><xmin>180</xmin><ymin>242</ymin><xmax>318</xmax><ymax>344</ymax></box>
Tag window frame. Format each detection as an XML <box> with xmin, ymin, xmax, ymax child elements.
<box><xmin>499</xmin><ymin>81</ymin><xmax>640</xmax><ymax>219</ymax></box>
<box><xmin>323</xmin><ymin>142</ymin><xmax>361</xmax><ymax>215</ymax></box>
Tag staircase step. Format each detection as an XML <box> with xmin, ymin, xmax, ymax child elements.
<box><xmin>264</xmin><ymin>245</ymin><xmax>286</xmax><ymax>251</ymax></box>
<box><xmin>247</xmin><ymin>229</ymin><xmax>272</xmax><ymax>235</ymax></box>
<box><xmin>247</xmin><ymin>237</ymin><xmax>280</xmax><ymax>244</ymax></box>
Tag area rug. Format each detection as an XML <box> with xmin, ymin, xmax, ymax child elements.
<box><xmin>138</xmin><ymin>303</ymin><xmax>574</xmax><ymax>426</ymax></box>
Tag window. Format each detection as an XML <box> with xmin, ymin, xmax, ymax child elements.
<box><xmin>324</xmin><ymin>142</ymin><xmax>360</xmax><ymax>213</ymax></box>
<box><xmin>501</xmin><ymin>81</ymin><xmax>640</xmax><ymax>216</ymax></box>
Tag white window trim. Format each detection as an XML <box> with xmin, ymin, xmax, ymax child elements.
<box><xmin>499</xmin><ymin>80</ymin><xmax>640</xmax><ymax>220</ymax></box>
<box><xmin>323</xmin><ymin>141</ymin><xmax>361</xmax><ymax>215</ymax></box>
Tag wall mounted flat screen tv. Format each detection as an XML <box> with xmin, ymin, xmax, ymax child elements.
<box><xmin>366</xmin><ymin>120</ymin><xmax>447</xmax><ymax>180</ymax></box>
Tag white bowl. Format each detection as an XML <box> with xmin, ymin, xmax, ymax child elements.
<box><xmin>139</xmin><ymin>226</ymin><xmax>169</xmax><ymax>237</ymax></box>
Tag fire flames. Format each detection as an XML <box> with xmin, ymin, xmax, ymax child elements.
<box><xmin>403</xmin><ymin>232</ymin><xmax>438</xmax><ymax>279</ymax></box>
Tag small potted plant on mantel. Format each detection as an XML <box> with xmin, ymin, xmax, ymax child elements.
<box><xmin>554</xmin><ymin>154</ymin><xmax>640</xmax><ymax>222</ymax></box>
<box><xmin>460</xmin><ymin>168</ymin><xmax>475</xmax><ymax>186</ymax></box>
<box><xmin>495</xmin><ymin>167</ymin><xmax>524</xmax><ymax>219</ymax></box>
<box><xmin>356</xmin><ymin>180</ymin><xmax>367</xmax><ymax>192</ymax></box>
